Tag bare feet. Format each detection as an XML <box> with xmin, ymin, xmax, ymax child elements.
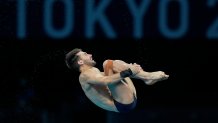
<box><xmin>144</xmin><ymin>71</ymin><xmax>169</xmax><ymax>85</ymax></box>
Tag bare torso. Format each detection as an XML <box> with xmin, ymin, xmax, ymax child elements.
<box><xmin>79</xmin><ymin>67</ymin><xmax>118</xmax><ymax>112</ymax></box>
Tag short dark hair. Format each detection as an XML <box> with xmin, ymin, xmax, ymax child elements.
<box><xmin>65</xmin><ymin>48</ymin><xmax>82</xmax><ymax>71</ymax></box>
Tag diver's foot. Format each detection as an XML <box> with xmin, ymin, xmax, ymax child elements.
<box><xmin>144</xmin><ymin>71</ymin><xmax>169</xmax><ymax>85</ymax></box>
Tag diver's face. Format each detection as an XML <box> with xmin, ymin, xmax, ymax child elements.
<box><xmin>77</xmin><ymin>51</ymin><xmax>96</xmax><ymax>66</ymax></box>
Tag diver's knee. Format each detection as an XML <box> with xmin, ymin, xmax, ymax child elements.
<box><xmin>103</xmin><ymin>60</ymin><xmax>113</xmax><ymax>68</ymax></box>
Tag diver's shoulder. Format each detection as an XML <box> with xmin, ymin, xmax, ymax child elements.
<box><xmin>79</xmin><ymin>68</ymin><xmax>95</xmax><ymax>82</ymax></box>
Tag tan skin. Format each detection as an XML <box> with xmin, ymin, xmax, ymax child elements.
<box><xmin>77</xmin><ymin>51</ymin><xmax>169</xmax><ymax>112</ymax></box>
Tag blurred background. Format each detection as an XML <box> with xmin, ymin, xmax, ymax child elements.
<box><xmin>0</xmin><ymin>0</ymin><xmax>218</xmax><ymax>123</ymax></box>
